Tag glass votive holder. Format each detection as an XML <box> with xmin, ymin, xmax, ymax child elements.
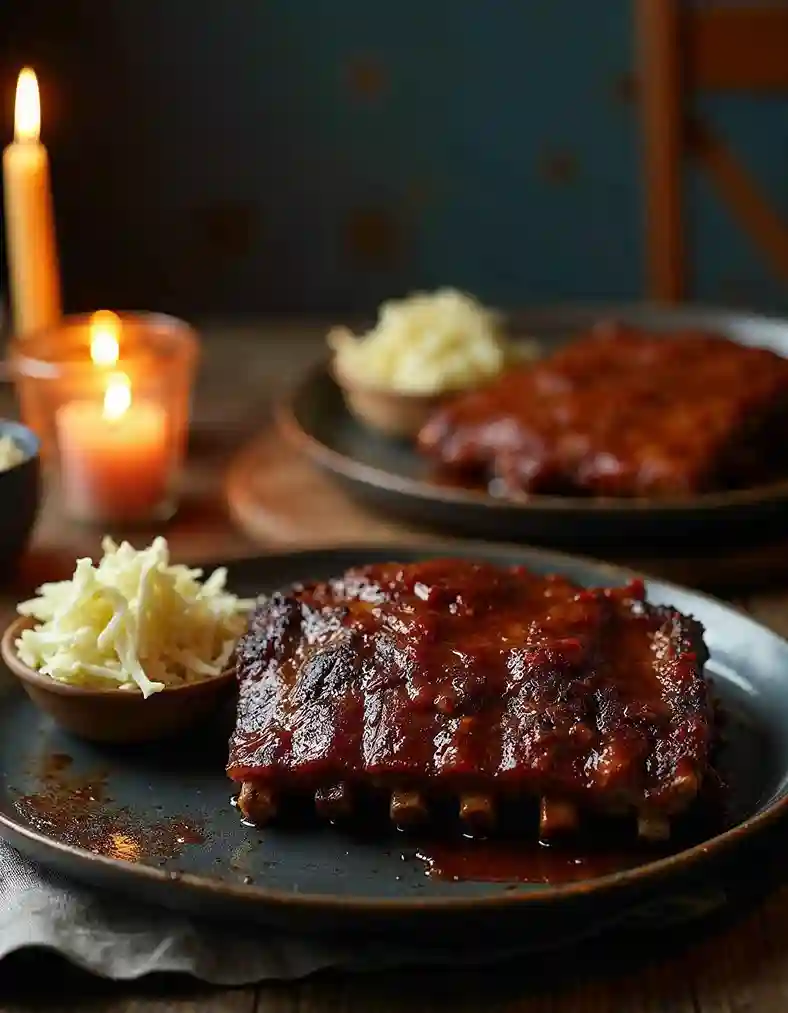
<box><xmin>8</xmin><ymin>311</ymin><xmax>199</xmax><ymax>526</ymax></box>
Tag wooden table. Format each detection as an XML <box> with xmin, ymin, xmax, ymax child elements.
<box><xmin>2</xmin><ymin>320</ymin><xmax>788</xmax><ymax>1013</ymax></box>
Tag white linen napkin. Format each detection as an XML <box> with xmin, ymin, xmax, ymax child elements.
<box><xmin>0</xmin><ymin>837</ymin><xmax>600</xmax><ymax>984</ymax></box>
<box><xmin>0</xmin><ymin>834</ymin><xmax>737</xmax><ymax>984</ymax></box>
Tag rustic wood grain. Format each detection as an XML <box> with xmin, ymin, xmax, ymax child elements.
<box><xmin>0</xmin><ymin>990</ymin><xmax>255</xmax><ymax>1013</ymax></box>
<box><xmin>225</xmin><ymin>425</ymin><xmax>422</xmax><ymax>549</ymax></box>
<box><xmin>253</xmin><ymin>958</ymin><xmax>699</xmax><ymax>1013</ymax></box>
<box><xmin>689</xmin><ymin>888</ymin><xmax>788</xmax><ymax>1013</ymax></box>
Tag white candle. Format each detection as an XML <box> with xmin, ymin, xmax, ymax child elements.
<box><xmin>2</xmin><ymin>68</ymin><xmax>61</xmax><ymax>336</ymax></box>
<box><xmin>56</xmin><ymin>375</ymin><xmax>170</xmax><ymax>523</ymax></box>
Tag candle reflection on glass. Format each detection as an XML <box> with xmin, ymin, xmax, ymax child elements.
<box><xmin>89</xmin><ymin>310</ymin><xmax>123</xmax><ymax>367</ymax></box>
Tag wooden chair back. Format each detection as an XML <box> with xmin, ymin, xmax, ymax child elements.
<box><xmin>636</xmin><ymin>1</ymin><xmax>788</xmax><ymax>301</ymax></box>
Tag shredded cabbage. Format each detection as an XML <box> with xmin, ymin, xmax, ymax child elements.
<box><xmin>328</xmin><ymin>288</ymin><xmax>538</xmax><ymax>395</ymax></box>
<box><xmin>15</xmin><ymin>536</ymin><xmax>256</xmax><ymax>698</ymax></box>
<box><xmin>0</xmin><ymin>435</ymin><xmax>25</xmax><ymax>471</ymax></box>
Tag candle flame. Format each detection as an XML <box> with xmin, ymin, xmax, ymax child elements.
<box><xmin>103</xmin><ymin>373</ymin><xmax>131</xmax><ymax>421</ymax></box>
<box><xmin>90</xmin><ymin>310</ymin><xmax>121</xmax><ymax>368</ymax></box>
<box><xmin>14</xmin><ymin>68</ymin><xmax>40</xmax><ymax>143</ymax></box>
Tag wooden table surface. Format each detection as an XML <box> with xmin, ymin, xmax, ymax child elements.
<box><xmin>2</xmin><ymin>320</ymin><xmax>788</xmax><ymax>1013</ymax></box>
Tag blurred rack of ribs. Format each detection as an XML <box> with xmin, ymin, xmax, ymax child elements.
<box><xmin>227</xmin><ymin>558</ymin><xmax>714</xmax><ymax>843</ymax></box>
<box><xmin>417</xmin><ymin>321</ymin><xmax>788</xmax><ymax>499</ymax></box>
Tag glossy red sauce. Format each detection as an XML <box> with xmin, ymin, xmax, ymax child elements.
<box><xmin>414</xmin><ymin>838</ymin><xmax>666</xmax><ymax>884</ymax></box>
<box><xmin>406</xmin><ymin>793</ymin><xmax>726</xmax><ymax>884</ymax></box>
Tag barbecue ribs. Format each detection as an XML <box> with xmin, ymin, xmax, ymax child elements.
<box><xmin>417</xmin><ymin>321</ymin><xmax>788</xmax><ymax>498</ymax></box>
<box><xmin>227</xmin><ymin>558</ymin><xmax>714</xmax><ymax>841</ymax></box>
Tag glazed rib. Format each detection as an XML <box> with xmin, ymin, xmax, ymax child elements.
<box><xmin>416</xmin><ymin>321</ymin><xmax>788</xmax><ymax>498</ymax></box>
<box><xmin>227</xmin><ymin>559</ymin><xmax>714</xmax><ymax>840</ymax></box>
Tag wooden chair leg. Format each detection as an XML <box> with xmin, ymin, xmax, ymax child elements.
<box><xmin>636</xmin><ymin>0</ymin><xmax>685</xmax><ymax>302</ymax></box>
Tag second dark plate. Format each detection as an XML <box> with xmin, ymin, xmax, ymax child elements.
<box><xmin>278</xmin><ymin>303</ymin><xmax>788</xmax><ymax>550</ymax></box>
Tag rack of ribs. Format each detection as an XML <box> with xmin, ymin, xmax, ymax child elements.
<box><xmin>226</xmin><ymin>558</ymin><xmax>714</xmax><ymax>842</ymax></box>
<box><xmin>416</xmin><ymin>321</ymin><xmax>788</xmax><ymax>498</ymax></box>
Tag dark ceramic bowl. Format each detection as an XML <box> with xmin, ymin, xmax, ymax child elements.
<box><xmin>0</xmin><ymin>420</ymin><xmax>40</xmax><ymax>567</ymax></box>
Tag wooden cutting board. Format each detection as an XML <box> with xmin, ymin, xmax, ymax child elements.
<box><xmin>225</xmin><ymin>425</ymin><xmax>788</xmax><ymax>594</ymax></box>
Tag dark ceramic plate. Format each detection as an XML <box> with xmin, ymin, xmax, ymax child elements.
<box><xmin>278</xmin><ymin>303</ymin><xmax>788</xmax><ymax>549</ymax></box>
<box><xmin>1</xmin><ymin>544</ymin><xmax>788</xmax><ymax>947</ymax></box>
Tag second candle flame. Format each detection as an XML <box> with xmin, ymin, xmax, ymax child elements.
<box><xmin>103</xmin><ymin>374</ymin><xmax>132</xmax><ymax>421</ymax></box>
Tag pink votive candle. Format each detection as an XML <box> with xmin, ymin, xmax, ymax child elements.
<box><xmin>55</xmin><ymin>374</ymin><xmax>171</xmax><ymax>524</ymax></box>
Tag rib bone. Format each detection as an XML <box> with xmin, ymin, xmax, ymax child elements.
<box><xmin>238</xmin><ymin>782</ymin><xmax>277</xmax><ymax>825</ymax></box>
<box><xmin>667</xmin><ymin>770</ymin><xmax>701</xmax><ymax>811</ymax></box>
<box><xmin>459</xmin><ymin>793</ymin><xmax>495</xmax><ymax>835</ymax></box>
<box><xmin>314</xmin><ymin>783</ymin><xmax>352</xmax><ymax>822</ymax></box>
<box><xmin>637</xmin><ymin>815</ymin><xmax>671</xmax><ymax>841</ymax></box>
<box><xmin>390</xmin><ymin>790</ymin><xmax>428</xmax><ymax>828</ymax></box>
<box><xmin>539</xmin><ymin>796</ymin><xmax>579</xmax><ymax>839</ymax></box>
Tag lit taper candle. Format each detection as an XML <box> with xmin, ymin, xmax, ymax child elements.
<box><xmin>2</xmin><ymin>67</ymin><xmax>62</xmax><ymax>336</ymax></box>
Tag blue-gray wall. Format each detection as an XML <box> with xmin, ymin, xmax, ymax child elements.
<box><xmin>1</xmin><ymin>1</ymin><xmax>786</xmax><ymax>316</ymax></box>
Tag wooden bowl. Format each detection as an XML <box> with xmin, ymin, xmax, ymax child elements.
<box><xmin>1</xmin><ymin>616</ymin><xmax>236</xmax><ymax>744</ymax></box>
<box><xmin>331</xmin><ymin>359</ymin><xmax>451</xmax><ymax>440</ymax></box>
